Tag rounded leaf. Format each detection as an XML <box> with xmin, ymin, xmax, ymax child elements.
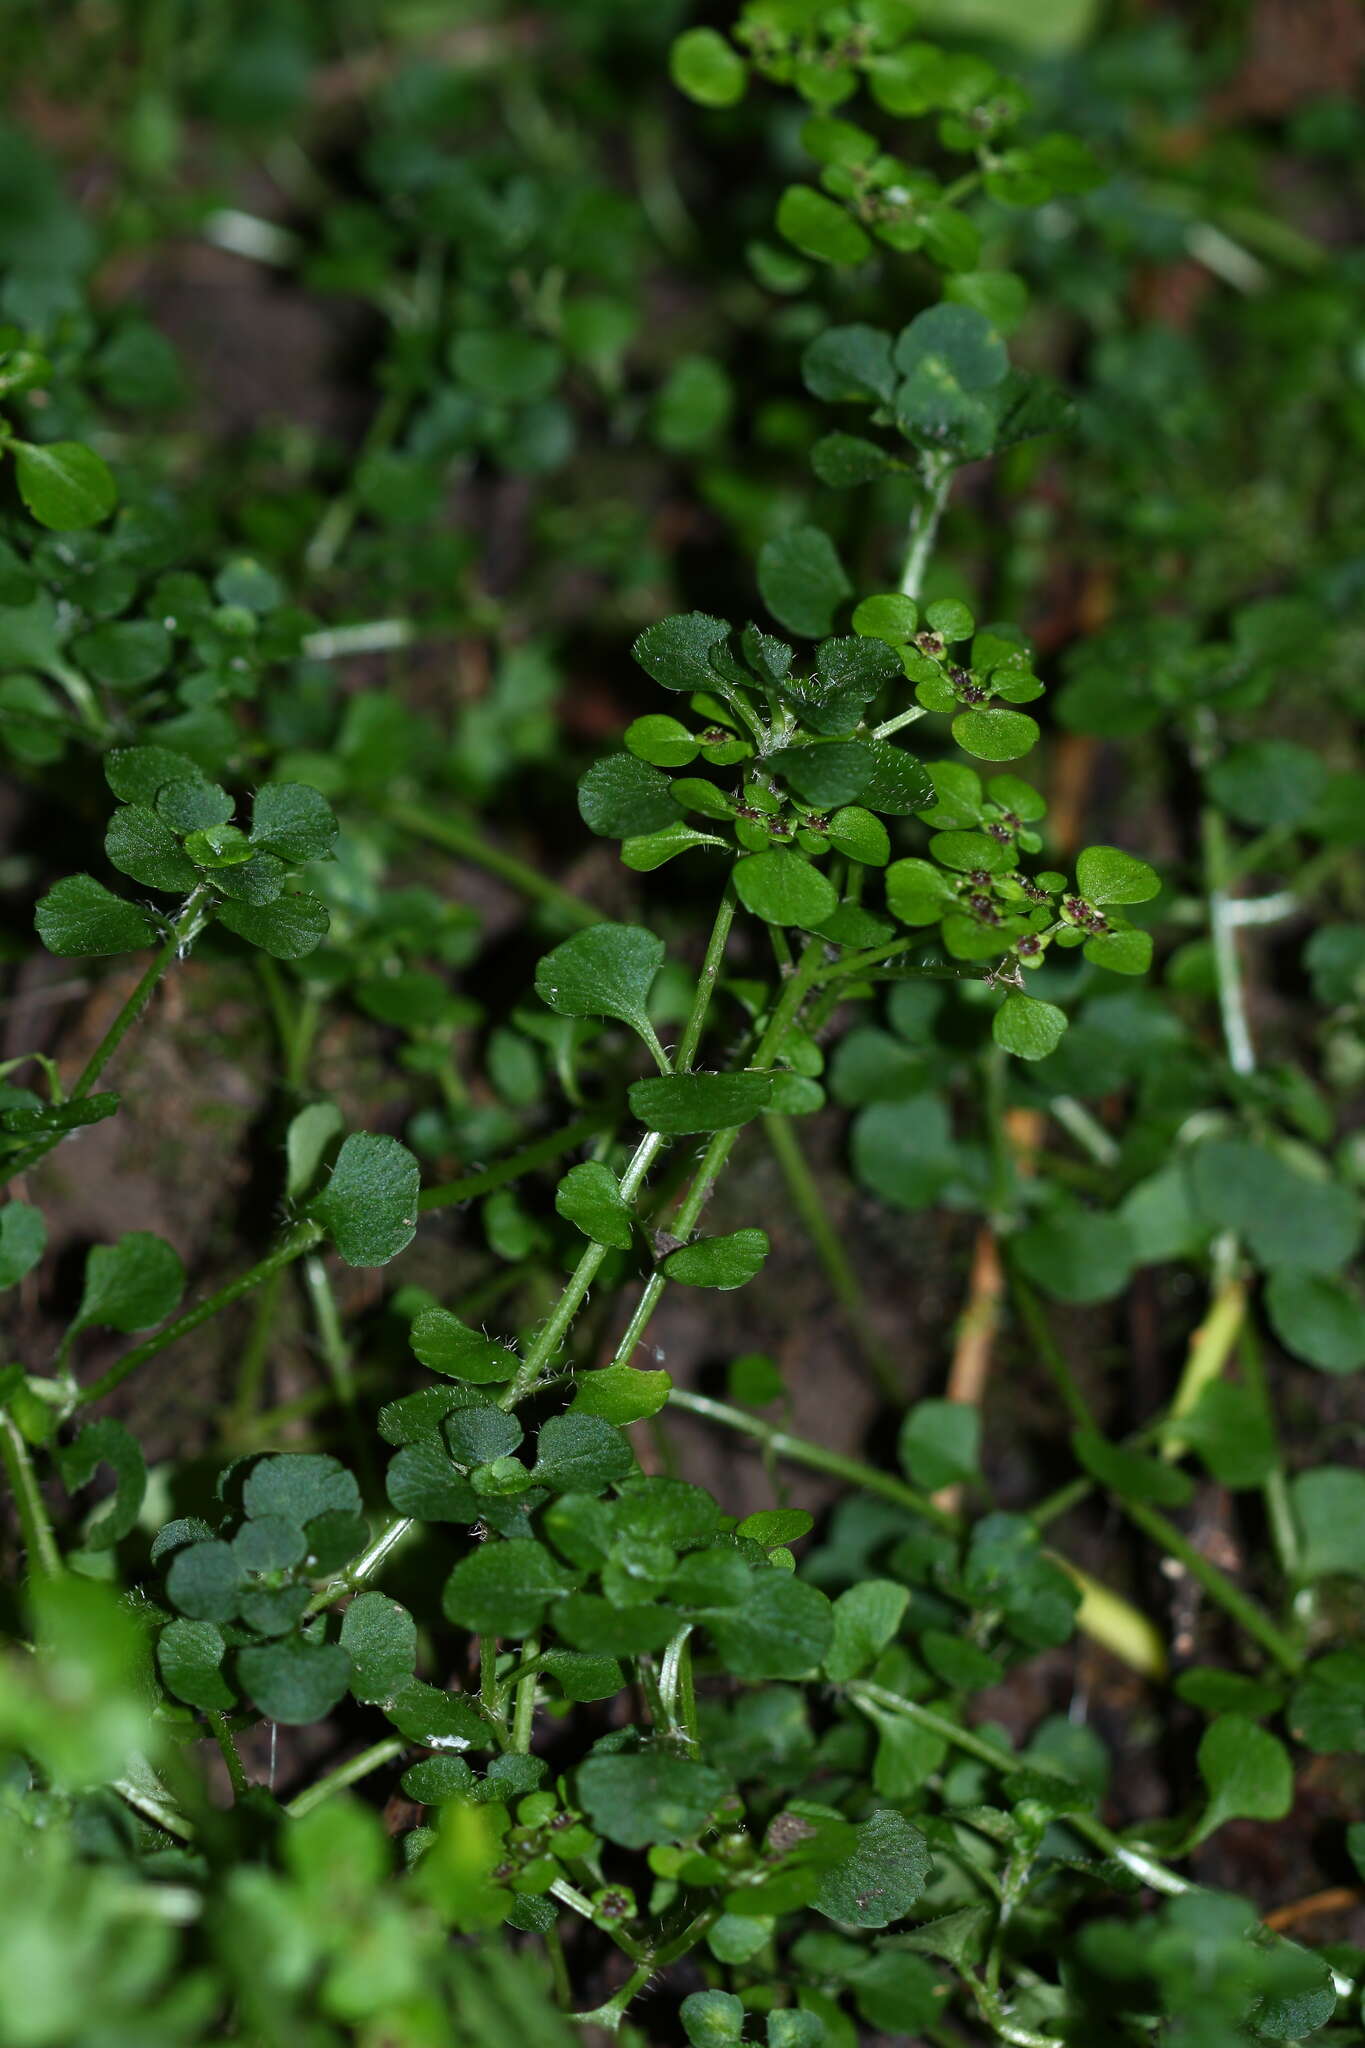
<box><xmin>12</xmin><ymin>438</ymin><xmax>117</xmax><ymax>530</ymax></box>
<box><xmin>534</xmin><ymin>924</ymin><xmax>665</xmax><ymax>1048</ymax></box>
<box><xmin>733</xmin><ymin>850</ymin><xmax>838</xmax><ymax>929</ymax></box>
<box><xmin>670</xmin><ymin>28</ymin><xmax>746</xmax><ymax>108</ymax></box>
<box><xmin>993</xmin><ymin>992</ymin><xmax>1067</xmax><ymax>1060</ymax></box>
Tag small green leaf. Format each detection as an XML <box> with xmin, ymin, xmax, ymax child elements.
<box><xmin>825</xmin><ymin>1580</ymin><xmax>909</xmax><ymax>1682</ymax></box>
<box><xmin>826</xmin><ymin>807</ymin><xmax>890</xmax><ymax>866</ymax></box>
<box><xmin>341</xmin><ymin>1592</ymin><xmax>418</xmax><ymax>1704</ymax></box>
<box><xmin>951</xmin><ymin>708</ymin><xmax>1039</xmax><ymax>761</ymax></box>
<box><xmin>662</xmin><ymin>1229</ymin><xmax>769</xmax><ymax>1290</ymax></box>
<box><xmin>238</xmin><ymin>1637</ymin><xmax>352</xmax><ymax>1725</ymax></box>
<box><xmin>532</xmin><ymin>1413</ymin><xmax>637</xmax><ymax>1495</ymax></box>
<box><xmin>450</xmin><ymin>329</ymin><xmax>561</xmax><ymax>403</ymax></box>
<box><xmin>105</xmin><ymin>805</ymin><xmax>201</xmax><ymax>893</ymax></box>
<box><xmin>215</xmin><ymin>891</ymin><xmax>329</xmax><ymax>959</ymax></box>
<box><xmin>443</xmin><ymin>1538</ymin><xmax>576</xmax><ymax>1637</ymax></box>
<box><xmin>1291</xmin><ymin>1467</ymin><xmax>1365</xmax><ymax>1580</ymax></box>
<box><xmin>571</xmin><ymin>1362</ymin><xmax>672</xmax><ymax>1425</ymax></box>
<box><xmin>534</xmin><ymin>924</ymin><xmax>665</xmax><ymax>1054</ymax></box>
<box><xmin>1194</xmin><ymin>1716</ymin><xmax>1292</xmax><ymax>1842</ymax></box>
<box><xmin>811</xmin><ymin>432</ymin><xmax>896</xmax><ymax>486</ymax></box>
<box><xmin>895</xmin><ymin>306</ymin><xmax>1007</xmax><ymax>393</ymax></box>
<box><xmin>250</xmin><ymin>783</ymin><xmax>338</xmax><ymax>861</ymax></box>
<box><xmin>1187</xmin><ymin>1141</ymin><xmax>1360</xmax><ymax>1276</ymax></box>
<box><xmin>777</xmin><ymin>186</ymin><xmax>871</xmax><ymax>267</ymax></box>
<box><xmin>632</xmin><ymin>613</ymin><xmax>731</xmax><ymax>694</ymax></box>
<box><xmin>411</xmin><ymin>1307</ymin><xmax>516</xmax><ymax>1384</ymax></box>
<box><xmin>670</xmin><ymin>27</ymin><xmax>746</xmax><ymax>107</ymax></box>
<box><xmin>386</xmin><ymin>1439</ymin><xmax>478</xmax><ymax>1522</ymax></box>
<box><xmin>312</xmin><ymin>1132</ymin><xmax>420</xmax><ymax>1267</ymax></box>
<box><xmin>775</xmin><ymin>740</ymin><xmax>875</xmax><ymax>810</ymax></box>
<box><xmin>758</xmin><ymin>526</ymin><xmax>851</xmax><ymax>638</ymax></box>
<box><xmin>555</xmin><ymin>1161</ymin><xmax>634</xmax><ymax>1249</ymax></box>
<box><xmin>1288</xmin><ymin>1650</ymin><xmax>1365</xmax><ymax>1755</ymax></box>
<box><xmin>578</xmin><ymin>752</ymin><xmax>679</xmax><ymax>837</ymax></box>
<box><xmin>71</xmin><ymin>620</ymin><xmax>170</xmax><ymax>689</ymax></box>
<box><xmin>1072</xmin><ymin>1428</ymin><xmax>1194</xmax><ymax>1508</ymax></box>
<box><xmin>852</xmin><ymin>593</ymin><xmax>918</xmax><ymax>642</ymax></box>
<box><xmin>166</xmin><ymin>1539</ymin><xmax>244</xmax><ymax>1623</ymax></box>
<box><xmin>925</xmin><ymin>599</ymin><xmax>976</xmax><ymax>642</ymax></box>
<box><xmin>57</xmin><ymin>1418</ymin><xmax>146</xmax><ymax>1548</ymax></box>
<box><xmin>993</xmin><ymin>992</ymin><xmax>1067</xmax><ymax>1060</ymax></box>
<box><xmin>734</xmin><ymin>850</ymin><xmax>838</xmax><ymax>928</ymax></box>
<box><xmin>621</xmin><ymin>821</ymin><xmax>727</xmax><ymax>870</ymax></box>
<box><xmin>1083</xmin><ymin>928</ymin><xmax>1153</xmax><ymax>975</ymax></box>
<box><xmin>400</xmin><ymin>1755</ymin><xmax>475</xmax><ymax>1801</ymax></box>
<box><xmin>35</xmin><ymin>874</ymin><xmax>156</xmax><ymax>957</ymax></box>
<box><xmin>1266</xmin><ymin>1271</ymin><xmax>1365</xmax><ymax>1375</ymax></box>
<box><xmin>1014</xmin><ymin>1204</ymin><xmax>1134</xmax><ymax>1305</ymax></box>
<box><xmin>0</xmin><ymin>1202</ymin><xmax>45</xmax><ymax>1288</ymax></box>
<box><xmin>704</xmin><ymin>1571</ymin><xmax>832</xmax><ymax>1679</ymax></box>
<box><xmin>12</xmin><ymin>439</ymin><xmax>117</xmax><ymax>530</ymax></box>
<box><xmin>75</xmin><ymin>1232</ymin><xmax>184</xmax><ymax>1335</ymax></box>
<box><xmin>1207</xmin><ymin>741</ymin><xmax>1327</xmax><ymax>829</ymax></box>
<box><xmin>680</xmin><ymin>1990</ymin><xmax>745</xmax><ymax>2048</ymax></box>
<box><xmin>629</xmin><ymin>1072</ymin><xmax>772</xmax><ymax>1135</ymax></box>
<box><xmin>578</xmin><ymin>1751</ymin><xmax>731</xmax><ymax>1850</ymax></box>
<box><xmin>285</xmin><ymin>1101</ymin><xmax>344</xmax><ymax>1202</ymax></box>
<box><xmin>1075</xmin><ymin>845</ymin><xmax>1160</xmax><ymax>906</ymax></box>
<box><xmin>624</xmin><ymin>714</ymin><xmax>701</xmax><ymax>768</ymax></box>
<box><xmin>899</xmin><ymin>1399</ymin><xmax>980</xmax><ymax>1491</ymax></box>
<box><xmin>813</xmin><ymin>1809</ymin><xmax>931</xmax><ymax>1928</ymax></box>
<box><xmin>157</xmin><ymin>1618</ymin><xmax>235</xmax><ymax>1712</ymax></box>
<box><xmin>242</xmin><ymin>1454</ymin><xmax>361</xmax><ymax>1525</ymax></box>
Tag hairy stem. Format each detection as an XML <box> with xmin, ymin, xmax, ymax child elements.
<box><xmin>419</xmin><ymin>1113</ymin><xmax>611</xmax><ymax>1212</ymax></box>
<box><xmin>900</xmin><ymin>454</ymin><xmax>954</xmax><ymax>601</ymax></box>
<box><xmin>79</xmin><ymin>1220</ymin><xmax>324</xmax><ymax>1408</ymax></box>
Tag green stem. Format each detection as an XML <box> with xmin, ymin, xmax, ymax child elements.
<box><xmin>762</xmin><ymin>1112</ymin><xmax>902</xmax><ymax>1401</ymax></box>
<box><xmin>207</xmin><ymin>1712</ymin><xmax>250</xmax><ymax>1800</ymax></box>
<box><xmin>303</xmin><ymin>1254</ymin><xmax>354</xmax><ymax>1405</ymax></box>
<box><xmin>284</xmin><ymin>1737</ymin><xmax>405</xmax><ymax>1818</ymax></box>
<box><xmin>1119</xmin><ymin>1494</ymin><xmax>1303</xmax><ymax>1675</ymax></box>
<box><xmin>384</xmin><ymin>799</ymin><xmax>597</xmax><ymax>929</ymax></box>
<box><xmin>849</xmin><ymin>1685</ymin><xmax>1193</xmax><ymax>1897</ymax></box>
<box><xmin>502</xmin><ymin>891</ymin><xmax>753</xmax><ymax>1405</ymax></box>
<box><xmin>510</xmin><ymin>1633</ymin><xmax>541</xmax><ymax>1754</ymax></box>
<box><xmin>676</xmin><ymin>886</ymin><xmax>737</xmax><ymax>1072</ymax></box>
<box><xmin>1237</xmin><ymin>1318</ymin><xmax>1300</xmax><ymax>1585</ymax></box>
<box><xmin>501</xmin><ymin>1132</ymin><xmax>664</xmax><ymax>1406</ymax></box>
<box><xmin>5</xmin><ymin>892</ymin><xmax>212</xmax><ymax>1183</ymax></box>
<box><xmin>418</xmin><ymin>1113</ymin><xmax>610</xmax><ymax>1213</ymax></box>
<box><xmin>669</xmin><ymin>1389</ymin><xmax>955</xmax><ymax>1530</ymax></box>
<box><xmin>570</xmin><ymin>1909</ymin><xmax>719</xmax><ymax>2032</ymax></box>
<box><xmin>1203</xmin><ymin>805</ymin><xmax>1255</xmax><ymax>1077</ymax></box>
<box><xmin>0</xmin><ymin>1412</ymin><xmax>62</xmax><ymax>1577</ymax></box>
<box><xmin>900</xmin><ymin>454</ymin><xmax>954</xmax><ymax>602</ymax></box>
<box><xmin>75</xmin><ymin>891</ymin><xmax>211</xmax><ymax>1101</ymax></box>
<box><xmin>78</xmin><ymin>1220</ymin><xmax>324</xmax><ymax>1407</ymax></box>
<box><xmin>302</xmin><ymin>1512</ymin><xmax>415</xmax><ymax>1618</ymax></box>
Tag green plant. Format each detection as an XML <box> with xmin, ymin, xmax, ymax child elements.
<box><xmin>2</xmin><ymin>4</ymin><xmax>1364</xmax><ymax>2046</ymax></box>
